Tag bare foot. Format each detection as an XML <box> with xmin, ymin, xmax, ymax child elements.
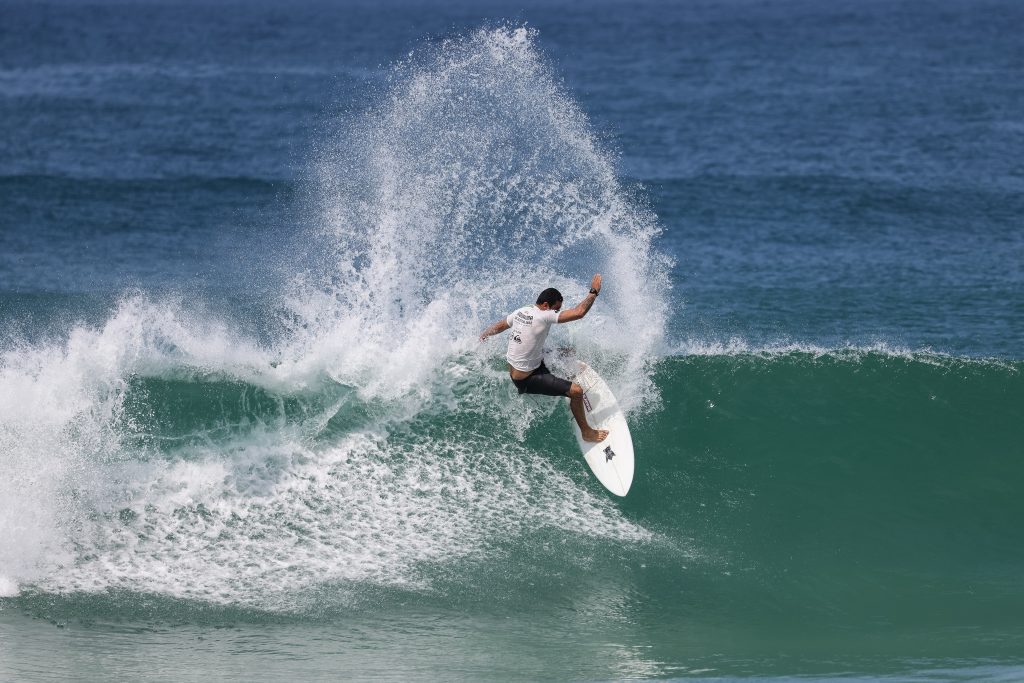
<box><xmin>582</xmin><ymin>428</ymin><xmax>609</xmax><ymax>443</ymax></box>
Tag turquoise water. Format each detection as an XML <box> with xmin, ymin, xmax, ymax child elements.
<box><xmin>2</xmin><ymin>0</ymin><xmax>1023</xmax><ymax>679</ymax></box>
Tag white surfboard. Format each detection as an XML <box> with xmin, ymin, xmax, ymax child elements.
<box><xmin>569</xmin><ymin>361</ymin><xmax>635</xmax><ymax>496</ymax></box>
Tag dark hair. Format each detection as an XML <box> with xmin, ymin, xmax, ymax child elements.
<box><xmin>536</xmin><ymin>288</ymin><xmax>563</xmax><ymax>307</ymax></box>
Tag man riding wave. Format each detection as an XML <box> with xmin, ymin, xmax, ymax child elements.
<box><xmin>479</xmin><ymin>274</ymin><xmax>609</xmax><ymax>443</ymax></box>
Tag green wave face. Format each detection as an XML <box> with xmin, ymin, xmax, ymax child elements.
<box><xmin>628</xmin><ymin>352</ymin><xmax>1024</xmax><ymax>646</ymax></box>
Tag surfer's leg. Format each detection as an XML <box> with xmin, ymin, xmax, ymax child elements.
<box><xmin>515</xmin><ymin>369</ymin><xmax>606</xmax><ymax>441</ymax></box>
<box><xmin>516</xmin><ymin>364</ymin><xmax>570</xmax><ymax>396</ymax></box>
<box><xmin>567</xmin><ymin>383</ymin><xmax>608</xmax><ymax>443</ymax></box>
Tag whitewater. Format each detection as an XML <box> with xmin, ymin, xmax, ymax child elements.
<box><xmin>0</xmin><ymin>27</ymin><xmax>667</xmax><ymax>605</ymax></box>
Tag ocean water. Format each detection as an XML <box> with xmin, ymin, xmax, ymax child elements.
<box><xmin>1</xmin><ymin>0</ymin><xmax>1022</xmax><ymax>680</ymax></box>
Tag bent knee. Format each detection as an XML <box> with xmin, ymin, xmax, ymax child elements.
<box><xmin>567</xmin><ymin>383</ymin><xmax>584</xmax><ymax>398</ymax></box>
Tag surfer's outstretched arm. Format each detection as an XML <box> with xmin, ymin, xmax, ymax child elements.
<box><xmin>479</xmin><ymin>318</ymin><xmax>510</xmax><ymax>341</ymax></box>
<box><xmin>557</xmin><ymin>273</ymin><xmax>602</xmax><ymax>323</ymax></box>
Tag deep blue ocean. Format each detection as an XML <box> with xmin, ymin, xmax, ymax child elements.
<box><xmin>2</xmin><ymin>0</ymin><xmax>1023</xmax><ymax>680</ymax></box>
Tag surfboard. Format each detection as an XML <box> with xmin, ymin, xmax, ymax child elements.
<box><xmin>569</xmin><ymin>361</ymin><xmax>635</xmax><ymax>496</ymax></box>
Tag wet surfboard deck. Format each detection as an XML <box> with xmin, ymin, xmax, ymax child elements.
<box><xmin>569</xmin><ymin>361</ymin><xmax>635</xmax><ymax>496</ymax></box>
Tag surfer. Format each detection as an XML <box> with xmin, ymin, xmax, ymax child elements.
<box><xmin>479</xmin><ymin>274</ymin><xmax>609</xmax><ymax>442</ymax></box>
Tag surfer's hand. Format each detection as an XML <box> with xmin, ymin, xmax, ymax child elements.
<box><xmin>590</xmin><ymin>273</ymin><xmax>602</xmax><ymax>295</ymax></box>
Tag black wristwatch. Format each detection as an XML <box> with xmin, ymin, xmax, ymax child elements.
<box><xmin>589</xmin><ymin>288</ymin><xmax>599</xmax><ymax>296</ymax></box>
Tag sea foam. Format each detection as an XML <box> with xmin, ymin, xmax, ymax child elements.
<box><xmin>1</xmin><ymin>27</ymin><xmax>667</xmax><ymax>608</ymax></box>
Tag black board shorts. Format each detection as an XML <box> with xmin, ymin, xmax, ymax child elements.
<box><xmin>511</xmin><ymin>362</ymin><xmax>573</xmax><ymax>397</ymax></box>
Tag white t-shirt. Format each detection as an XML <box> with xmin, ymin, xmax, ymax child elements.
<box><xmin>505</xmin><ymin>305</ymin><xmax>560</xmax><ymax>372</ymax></box>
